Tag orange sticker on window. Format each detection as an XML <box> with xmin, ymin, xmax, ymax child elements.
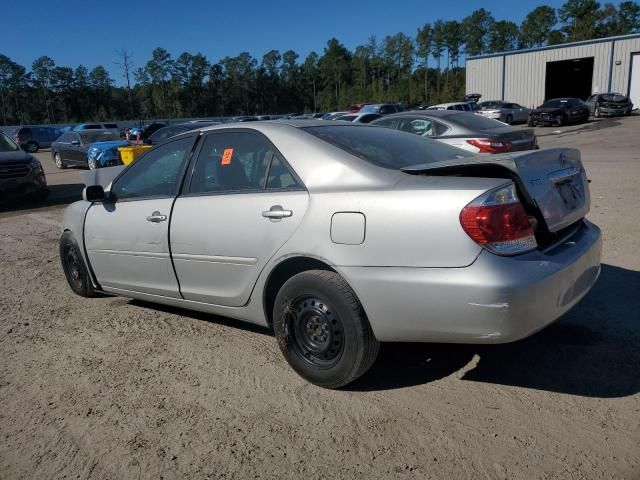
<box><xmin>221</xmin><ymin>148</ymin><xmax>234</xmax><ymax>165</ymax></box>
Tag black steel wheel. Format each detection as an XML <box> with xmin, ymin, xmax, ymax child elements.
<box><xmin>288</xmin><ymin>295</ymin><xmax>345</xmax><ymax>368</ymax></box>
<box><xmin>60</xmin><ymin>231</ymin><xmax>96</xmax><ymax>297</ymax></box>
<box><xmin>273</xmin><ymin>270</ymin><xmax>379</xmax><ymax>388</ymax></box>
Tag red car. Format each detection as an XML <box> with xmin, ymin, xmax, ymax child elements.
<box><xmin>346</xmin><ymin>102</ymin><xmax>370</xmax><ymax>113</ymax></box>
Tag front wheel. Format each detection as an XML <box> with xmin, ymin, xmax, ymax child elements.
<box><xmin>505</xmin><ymin>114</ymin><xmax>513</xmax><ymax>125</ymax></box>
<box><xmin>54</xmin><ymin>152</ymin><xmax>66</xmax><ymax>169</ymax></box>
<box><xmin>60</xmin><ymin>231</ymin><xmax>97</xmax><ymax>298</ymax></box>
<box><xmin>555</xmin><ymin>115</ymin><xmax>564</xmax><ymax>127</ymax></box>
<box><xmin>273</xmin><ymin>270</ymin><xmax>379</xmax><ymax>388</ymax></box>
<box><xmin>594</xmin><ymin>105</ymin><xmax>600</xmax><ymax>118</ymax></box>
<box><xmin>88</xmin><ymin>158</ymin><xmax>98</xmax><ymax>170</ymax></box>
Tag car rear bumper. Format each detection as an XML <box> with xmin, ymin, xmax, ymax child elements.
<box><xmin>338</xmin><ymin>220</ymin><xmax>601</xmax><ymax>343</ymax></box>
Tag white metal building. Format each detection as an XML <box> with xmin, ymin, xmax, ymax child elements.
<box><xmin>466</xmin><ymin>33</ymin><xmax>640</xmax><ymax>109</ymax></box>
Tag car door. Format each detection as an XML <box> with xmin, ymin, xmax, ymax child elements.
<box><xmin>84</xmin><ymin>135</ymin><xmax>196</xmax><ymax>297</ymax></box>
<box><xmin>56</xmin><ymin>132</ymin><xmax>77</xmax><ymax>163</ymax></box>
<box><xmin>170</xmin><ymin>130</ymin><xmax>309</xmax><ymax>306</ymax></box>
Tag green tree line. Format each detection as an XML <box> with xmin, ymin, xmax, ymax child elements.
<box><xmin>0</xmin><ymin>0</ymin><xmax>638</xmax><ymax>125</ymax></box>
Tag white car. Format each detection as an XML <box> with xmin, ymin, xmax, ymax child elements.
<box><xmin>427</xmin><ymin>102</ymin><xmax>480</xmax><ymax>112</ymax></box>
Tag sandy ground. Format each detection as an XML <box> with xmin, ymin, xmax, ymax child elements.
<box><xmin>0</xmin><ymin>117</ymin><xmax>639</xmax><ymax>479</ymax></box>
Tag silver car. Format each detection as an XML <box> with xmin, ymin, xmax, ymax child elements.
<box><xmin>477</xmin><ymin>101</ymin><xmax>531</xmax><ymax>124</ymax></box>
<box><xmin>60</xmin><ymin>121</ymin><xmax>601</xmax><ymax>388</ymax></box>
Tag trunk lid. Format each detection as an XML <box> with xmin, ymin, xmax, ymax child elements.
<box><xmin>483</xmin><ymin>126</ymin><xmax>536</xmax><ymax>151</ymax></box>
<box><xmin>401</xmin><ymin>148</ymin><xmax>589</xmax><ymax>233</ymax></box>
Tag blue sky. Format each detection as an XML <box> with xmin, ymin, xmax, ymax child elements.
<box><xmin>2</xmin><ymin>0</ymin><xmax>596</xmax><ymax>83</ymax></box>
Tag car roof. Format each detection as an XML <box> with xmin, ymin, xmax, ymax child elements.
<box><xmin>380</xmin><ymin>110</ymin><xmax>460</xmax><ymax>119</ymax></box>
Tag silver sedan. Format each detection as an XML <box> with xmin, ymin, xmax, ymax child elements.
<box><xmin>477</xmin><ymin>101</ymin><xmax>531</xmax><ymax>124</ymax></box>
<box><xmin>60</xmin><ymin>121</ymin><xmax>601</xmax><ymax>388</ymax></box>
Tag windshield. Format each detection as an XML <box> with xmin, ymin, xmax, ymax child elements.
<box><xmin>79</xmin><ymin>131</ymin><xmax>121</xmax><ymax>144</ymax></box>
<box><xmin>0</xmin><ymin>132</ymin><xmax>20</xmax><ymax>152</ymax></box>
<box><xmin>359</xmin><ymin>105</ymin><xmax>379</xmax><ymax>113</ymax></box>
<box><xmin>600</xmin><ymin>93</ymin><xmax>628</xmax><ymax>102</ymax></box>
<box><xmin>303</xmin><ymin>125</ymin><xmax>472</xmax><ymax>170</ymax></box>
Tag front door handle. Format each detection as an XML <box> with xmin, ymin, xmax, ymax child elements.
<box><xmin>146</xmin><ymin>211</ymin><xmax>167</xmax><ymax>223</ymax></box>
<box><xmin>262</xmin><ymin>205</ymin><xmax>293</xmax><ymax>220</ymax></box>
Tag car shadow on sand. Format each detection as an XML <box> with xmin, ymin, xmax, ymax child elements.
<box><xmin>0</xmin><ymin>183</ymin><xmax>84</xmax><ymax>215</ymax></box>
<box><xmin>349</xmin><ymin>263</ymin><xmax>640</xmax><ymax>397</ymax></box>
<box><xmin>534</xmin><ymin>116</ymin><xmax>625</xmax><ymax>138</ymax></box>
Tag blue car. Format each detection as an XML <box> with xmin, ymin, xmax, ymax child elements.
<box><xmin>86</xmin><ymin>140</ymin><xmax>132</xmax><ymax>169</ymax></box>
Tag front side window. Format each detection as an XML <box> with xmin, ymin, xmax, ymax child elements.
<box><xmin>188</xmin><ymin>132</ymin><xmax>281</xmax><ymax>194</ymax></box>
<box><xmin>111</xmin><ymin>136</ymin><xmax>194</xmax><ymax>200</ymax></box>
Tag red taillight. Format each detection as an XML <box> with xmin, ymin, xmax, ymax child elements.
<box><xmin>466</xmin><ymin>138</ymin><xmax>512</xmax><ymax>153</ymax></box>
<box><xmin>460</xmin><ymin>183</ymin><xmax>537</xmax><ymax>256</ymax></box>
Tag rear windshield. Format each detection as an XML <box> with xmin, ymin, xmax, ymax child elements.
<box><xmin>0</xmin><ymin>132</ymin><xmax>20</xmax><ymax>152</ymax></box>
<box><xmin>303</xmin><ymin>125</ymin><xmax>471</xmax><ymax>170</ymax></box>
<box><xmin>479</xmin><ymin>101</ymin><xmax>504</xmax><ymax>108</ymax></box>
<box><xmin>448</xmin><ymin>112</ymin><xmax>507</xmax><ymax>130</ymax></box>
<box><xmin>79</xmin><ymin>131</ymin><xmax>121</xmax><ymax>143</ymax></box>
<box><xmin>542</xmin><ymin>99</ymin><xmax>571</xmax><ymax>108</ymax></box>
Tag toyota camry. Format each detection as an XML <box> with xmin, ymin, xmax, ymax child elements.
<box><xmin>60</xmin><ymin>121</ymin><xmax>601</xmax><ymax>388</ymax></box>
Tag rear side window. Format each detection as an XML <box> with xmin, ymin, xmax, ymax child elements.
<box><xmin>103</xmin><ymin>123</ymin><xmax>118</xmax><ymax>129</ymax></box>
<box><xmin>189</xmin><ymin>131</ymin><xmax>300</xmax><ymax>194</ymax></box>
<box><xmin>303</xmin><ymin>125</ymin><xmax>471</xmax><ymax>170</ymax></box>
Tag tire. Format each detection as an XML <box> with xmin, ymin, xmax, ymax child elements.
<box><xmin>273</xmin><ymin>270</ymin><xmax>380</xmax><ymax>388</ymax></box>
<box><xmin>26</xmin><ymin>141</ymin><xmax>38</xmax><ymax>153</ymax></box>
<box><xmin>594</xmin><ymin>105</ymin><xmax>600</xmax><ymax>118</ymax></box>
<box><xmin>555</xmin><ymin>115</ymin><xmax>564</xmax><ymax>127</ymax></box>
<box><xmin>54</xmin><ymin>151</ymin><xmax>66</xmax><ymax>169</ymax></box>
<box><xmin>60</xmin><ymin>231</ymin><xmax>97</xmax><ymax>298</ymax></box>
<box><xmin>88</xmin><ymin>158</ymin><xmax>97</xmax><ymax>170</ymax></box>
<box><xmin>506</xmin><ymin>114</ymin><xmax>513</xmax><ymax>125</ymax></box>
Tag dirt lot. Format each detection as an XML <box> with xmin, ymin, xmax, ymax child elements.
<box><xmin>1</xmin><ymin>118</ymin><xmax>639</xmax><ymax>479</ymax></box>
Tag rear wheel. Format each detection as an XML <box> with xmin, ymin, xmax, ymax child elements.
<box><xmin>26</xmin><ymin>141</ymin><xmax>38</xmax><ymax>153</ymax></box>
<box><xmin>54</xmin><ymin>152</ymin><xmax>66</xmax><ymax>169</ymax></box>
<box><xmin>60</xmin><ymin>231</ymin><xmax>97</xmax><ymax>298</ymax></box>
<box><xmin>273</xmin><ymin>270</ymin><xmax>379</xmax><ymax>388</ymax></box>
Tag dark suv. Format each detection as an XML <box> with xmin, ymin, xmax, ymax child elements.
<box><xmin>0</xmin><ymin>131</ymin><xmax>47</xmax><ymax>200</ymax></box>
<box><xmin>10</xmin><ymin>126</ymin><xmax>61</xmax><ymax>153</ymax></box>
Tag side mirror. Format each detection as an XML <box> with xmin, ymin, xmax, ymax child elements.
<box><xmin>82</xmin><ymin>185</ymin><xmax>114</xmax><ymax>203</ymax></box>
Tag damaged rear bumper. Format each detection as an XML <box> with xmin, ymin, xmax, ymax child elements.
<box><xmin>338</xmin><ymin>220</ymin><xmax>601</xmax><ymax>343</ymax></box>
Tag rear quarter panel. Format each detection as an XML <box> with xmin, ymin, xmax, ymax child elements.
<box><xmin>275</xmin><ymin>175</ymin><xmax>508</xmax><ymax>268</ymax></box>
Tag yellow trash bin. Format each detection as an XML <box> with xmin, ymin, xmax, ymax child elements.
<box><xmin>118</xmin><ymin>145</ymin><xmax>153</xmax><ymax>165</ymax></box>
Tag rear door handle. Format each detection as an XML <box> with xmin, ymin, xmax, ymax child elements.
<box><xmin>146</xmin><ymin>211</ymin><xmax>167</xmax><ymax>223</ymax></box>
<box><xmin>262</xmin><ymin>205</ymin><xmax>292</xmax><ymax>220</ymax></box>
